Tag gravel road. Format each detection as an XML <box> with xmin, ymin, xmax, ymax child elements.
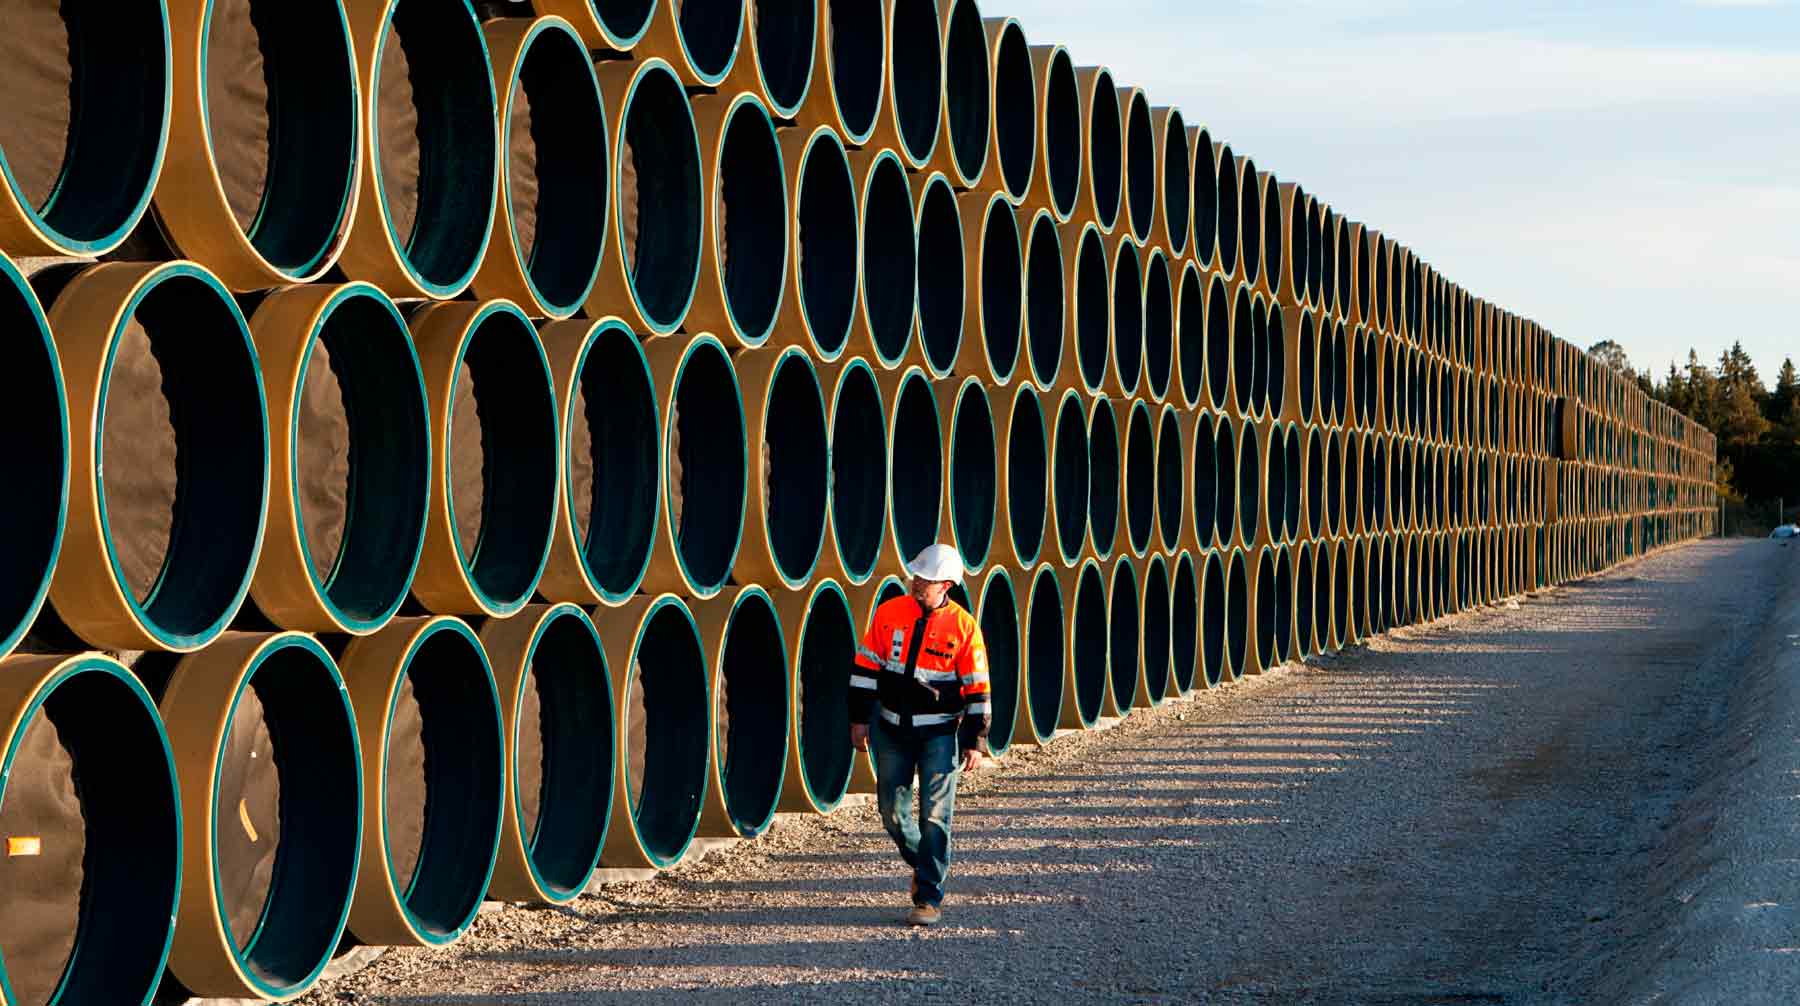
<box><xmin>299</xmin><ymin>539</ymin><xmax>1800</xmax><ymax>1005</ymax></box>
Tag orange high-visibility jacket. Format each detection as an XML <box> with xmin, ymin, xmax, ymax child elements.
<box><xmin>849</xmin><ymin>595</ymin><xmax>991</xmax><ymax>750</ymax></box>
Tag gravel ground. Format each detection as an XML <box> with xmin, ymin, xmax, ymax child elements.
<box><xmin>297</xmin><ymin>539</ymin><xmax>1799</xmax><ymax>1005</ymax></box>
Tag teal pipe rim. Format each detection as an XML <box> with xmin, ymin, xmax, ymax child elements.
<box><xmin>1202</xmin><ymin>550</ymin><xmax>1228</xmax><ymax>688</ymax></box>
<box><xmin>1005</xmin><ymin>385</ymin><xmax>1047</xmax><ymax>567</ymax></box>
<box><xmin>1106</xmin><ymin>556</ymin><xmax>1140</xmax><ymax>712</ymax></box>
<box><xmin>380</xmin><ymin>617</ymin><xmax>504</xmax><ymax>944</ymax></box>
<box><xmin>0</xmin><ymin>255</ymin><xmax>69</xmax><ymax>659</ymax></box>
<box><xmin>826</xmin><ymin>358</ymin><xmax>887</xmax><ymax>585</ymax></box>
<box><xmin>286</xmin><ymin>283</ymin><xmax>430</xmax><ymax>634</ymax></box>
<box><xmin>858</xmin><ymin>148</ymin><xmax>918</xmax><ymax>369</ymax></box>
<box><xmin>945</xmin><ymin>379</ymin><xmax>996</xmax><ymax>571</ymax></box>
<box><xmin>622</xmin><ymin>595</ymin><xmax>710</xmax><ymax>869</ymax></box>
<box><xmin>439</xmin><ymin>300</ymin><xmax>558</xmax><ymax>616</ymax></box>
<box><xmin>581</xmin><ymin>0</ymin><xmax>655</xmax><ymax>49</ymax></box>
<box><xmin>91</xmin><ymin>262</ymin><xmax>269</xmax><ymax>652</ymax></box>
<box><xmin>975</xmin><ymin>566</ymin><xmax>1020</xmax><ymax>757</ymax></box>
<box><xmin>745</xmin><ymin>0</ymin><xmax>816</xmax><ymax>118</ymax></box>
<box><xmin>196</xmin><ymin>0</ymin><xmax>359</xmax><ymax>279</ymax></box>
<box><xmin>1139</xmin><ymin>552</ymin><xmax>1170</xmax><ymax>707</ymax></box>
<box><xmin>0</xmin><ymin>657</ymin><xmax>182</xmax><ymax>1006</ymax></box>
<box><xmin>1022</xmin><ymin>563</ymin><xmax>1064</xmax><ymax>742</ymax></box>
<box><xmin>564</xmin><ymin>319</ymin><xmax>660</xmax><ymax>605</ymax></box>
<box><xmin>510</xmin><ymin>604</ymin><xmax>615</xmax><ymax>902</ymax></box>
<box><xmin>1023</xmin><ymin>209</ymin><xmax>1063</xmax><ymax>389</ymax></box>
<box><xmin>366</xmin><ymin>0</ymin><xmax>500</xmax><ymax>299</ymax></box>
<box><xmin>885</xmin><ymin>368</ymin><xmax>942</xmax><ymax>564</ymax></box>
<box><xmin>761</xmin><ymin>348</ymin><xmax>829</xmax><ymax>589</ymax></box>
<box><xmin>1154</xmin><ymin>403</ymin><xmax>1182</xmax><ymax>554</ymax></box>
<box><xmin>612</xmin><ymin>58</ymin><xmax>703</xmax><ymax>335</ymax></box>
<box><xmin>1050</xmin><ymin>389</ymin><xmax>1088</xmax><ymax>566</ymax></box>
<box><xmin>0</xmin><ymin>0</ymin><xmax>171</xmax><ymax>256</ymax></box>
<box><xmin>1122</xmin><ymin>398</ymin><xmax>1155</xmax><ymax>557</ymax></box>
<box><xmin>662</xmin><ymin>334</ymin><xmax>748</xmax><ymax>597</ymax></box>
<box><xmin>714</xmin><ymin>94</ymin><xmax>790</xmax><ymax>347</ymax></box>
<box><xmin>712</xmin><ymin>587</ymin><xmax>788</xmax><ymax>836</ymax></box>
<box><xmin>792</xmin><ymin>579</ymin><xmax>855</xmax><ymax>813</ymax></box>
<box><xmin>1067</xmin><ymin>558</ymin><xmax>1106</xmax><ymax>727</ymax></box>
<box><xmin>792</xmin><ymin>128</ymin><xmax>857</xmax><ymax>361</ymax></box>
<box><xmin>667</xmin><ymin>0</ymin><xmax>745</xmax><ymax>87</ymax></box>
<box><xmin>914</xmin><ymin>172</ymin><xmax>966</xmax><ymax>379</ymax></box>
<box><xmin>1168</xmin><ymin>550</ymin><xmax>1200</xmax><ymax>695</ymax></box>
<box><xmin>204</xmin><ymin>634</ymin><xmax>362</xmax><ymax>1000</ymax></box>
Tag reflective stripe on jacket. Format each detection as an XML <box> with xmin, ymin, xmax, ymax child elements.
<box><xmin>849</xmin><ymin>594</ymin><xmax>990</xmax><ymax>750</ymax></box>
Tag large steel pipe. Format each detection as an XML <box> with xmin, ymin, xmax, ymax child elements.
<box><xmin>1138</xmin><ymin>553</ymin><xmax>1171</xmax><ymax>707</ymax></box>
<box><xmin>1205</xmin><ymin>271</ymin><xmax>1231</xmax><ymax>411</ymax></box>
<box><xmin>155</xmin><ymin>632</ymin><xmax>360</xmax><ymax>1001</ymax></box>
<box><xmin>641</xmin><ymin>334</ymin><xmax>748</xmax><ymax>599</ymax></box>
<box><xmin>957</xmin><ymin>191</ymin><xmax>1022</xmax><ymax>383</ymax></box>
<box><xmin>1189</xmin><ymin>125</ymin><xmax>1217</xmax><ymax>271</ymax></box>
<box><xmin>1064</xmin><ymin>221</ymin><xmax>1110</xmax><ymax>394</ymax></box>
<box><xmin>1236</xmin><ymin>155</ymin><xmax>1263</xmax><ymax>290</ymax></box>
<box><xmin>1027</xmin><ymin>44</ymin><xmax>1080</xmax><ymax>221</ymax></box>
<box><xmin>968</xmin><ymin>567</ymin><xmax>1021</xmax><ymax>756</ymax></box>
<box><xmin>1018</xmin><ymin>563</ymin><xmax>1065</xmax><ymax>744</ymax></box>
<box><xmin>1118</xmin><ymin>86</ymin><xmax>1156</xmax><ymax>243</ymax></box>
<box><xmin>735</xmin><ymin>348</ymin><xmax>830</xmax><ymax>590</ymax></box>
<box><xmin>726</xmin><ymin>0</ymin><xmax>817</xmax><ymax>118</ymax></box>
<box><xmin>915</xmin><ymin>172</ymin><xmax>967</xmax><ymax>377</ymax></box>
<box><xmin>1212</xmin><ymin>415</ymin><xmax>1238</xmax><ymax>551</ymax></box>
<box><xmin>981</xmin><ymin>18</ymin><xmax>1035</xmax><ymax>203</ymax></box>
<box><xmin>1213</xmin><ymin>141</ymin><xmax>1240</xmax><ymax>280</ymax></box>
<box><xmin>687</xmin><ymin>92</ymin><xmax>790</xmax><ymax>347</ymax></box>
<box><xmin>589</xmin><ymin>58</ymin><xmax>702</xmax><ymax>335</ymax></box>
<box><xmin>1229</xmin><ymin>282</ymin><xmax>1254</xmax><ymax>417</ymax></box>
<box><xmin>1200</xmin><ymin>551</ymin><xmax>1228</xmax><ymax>687</ymax></box>
<box><xmin>1121</xmin><ymin>399</ymin><xmax>1156</xmax><ymax>558</ymax></box>
<box><xmin>1155</xmin><ymin>403</ymin><xmax>1184</xmax><ymax>553</ymax></box>
<box><xmin>996</xmin><ymin>384</ymin><xmax>1049</xmax><ymax>567</ymax></box>
<box><xmin>1223</xmin><ymin>548</ymin><xmax>1249</xmax><ymax>682</ymax></box>
<box><xmin>637</xmin><ymin>0</ymin><xmax>745</xmax><ymax>87</ymax></box>
<box><xmin>1175</xmin><ymin>259</ymin><xmax>1206</xmax><ymax>409</ymax></box>
<box><xmin>247</xmin><ymin>283</ymin><xmax>429</xmax><ymax>635</ymax></box>
<box><xmin>1235</xmin><ymin>418</ymin><xmax>1266</xmax><ymax>549</ymax></box>
<box><xmin>155</xmin><ymin>0</ymin><xmax>356</xmax><ymax>288</ymax></box>
<box><xmin>1022</xmin><ymin>208</ymin><xmax>1065</xmax><ymax>388</ymax></box>
<box><xmin>535</xmin><ymin>0</ymin><xmax>655</xmax><ymax>52</ymax></box>
<box><xmin>938</xmin><ymin>377</ymin><xmax>998</xmax><ymax>572</ymax></box>
<box><xmin>1250</xmin><ymin>545</ymin><xmax>1279</xmax><ymax>675</ymax></box>
<box><xmin>874</xmin><ymin>0</ymin><xmax>943</xmax><ymax>169</ymax></box>
<box><xmin>1258</xmin><ymin>170</ymin><xmax>1283</xmax><ymax>301</ymax></box>
<box><xmin>594</xmin><ymin>595</ymin><xmax>710</xmax><ymax>869</ymax></box>
<box><xmin>933</xmin><ymin>0</ymin><xmax>990</xmax><ymax>187</ymax></box>
<box><xmin>340</xmin><ymin>0</ymin><xmax>497</xmax><ymax>300</ymax></box>
<box><xmin>777</xmin><ymin>125</ymin><xmax>858</xmax><ymax>360</ymax></box>
<box><xmin>1075</xmin><ymin>66</ymin><xmax>1123</xmax><ymax>231</ymax></box>
<box><xmin>1107</xmin><ymin>236</ymin><xmax>1144</xmax><ymax>398</ymax></box>
<box><xmin>801</xmin><ymin>0</ymin><xmax>884</xmax><ymax>145</ymax></box>
<box><xmin>1143</xmin><ymin>245</ymin><xmax>1174</xmax><ymax>402</ymax></box>
<box><xmin>1272</xmin><ymin>182</ymin><xmax>1310</xmax><ymax>307</ymax></box>
<box><xmin>1086</xmin><ymin>397</ymin><xmax>1121</xmax><ymax>562</ymax></box>
<box><xmin>40</xmin><ymin>261</ymin><xmax>266</xmax><ymax>653</ymax></box>
<box><xmin>1104</xmin><ymin>556</ymin><xmax>1140</xmax><ymax>716</ymax></box>
<box><xmin>1154</xmin><ymin>108</ymin><xmax>1190</xmax><ymax>256</ymax></box>
<box><xmin>776</xmin><ymin>579</ymin><xmax>857</xmax><ymax>813</ymax></box>
<box><xmin>0</xmin><ymin>257</ymin><xmax>65</xmax><ymax>660</ymax></box>
<box><xmin>690</xmin><ymin>588</ymin><xmax>788</xmax><ymax>834</ymax></box>
<box><xmin>0</xmin><ymin>0</ymin><xmax>169</xmax><ymax>258</ymax></box>
<box><xmin>339</xmin><ymin>616</ymin><xmax>504</xmax><ymax>946</ymax></box>
<box><xmin>1049</xmin><ymin>389</ymin><xmax>1090</xmax><ymax>566</ymax></box>
<box><xmin>538</xmin><ymin>318</ymin><xmax>659</xmax><ymax>606</ymax></box>
<box><xmin>881</xmin><ymin>366</ymin><xmax>944</xmax><ymax>565</ymax></box>
<box><xmin>819</xmin><ymin>358</ymin><xmax>888</xmax><ymax>586</ymax></box>
<box><xmin>850</xmin><ymin>149</ymin><xmax>918</xmax><ymax>368</ymax></box>
<box><xmin>0</xmin><ymin>654</ymin><xmax>179</xmax><ymax>1006</ymax></box>
<box><xmin>1168</xmin><ymin>551</ymin><xmax>1200</xmax><ymax>696</ymax></box>
<box><xmin>1188</xmin><ymin>411</ymin><xmax>1219</xmax><ymax>553</ymax></box>
<box><xmin>1057</xmin><ymin>558</ymin><xmax>1107</xmax><ymax>728</ymax></box>
<box><xmin>479</xmin><ymin>604</ymin><xmax>617</xmax><ymax>903</ymax></box>
<box><xmin>473</xmin><ymin>16</ymin><xmax>607</xmax><ymax>320</ymax></box>
<box><xmin>408</xmin><ymin>301</ymin><xmax>557</xmax><ymax>618</ymax></box>
<box><xmin>1273</xmin><ymin>544</ymin><xmax>1297</xmax><ymax>663</ymax></box>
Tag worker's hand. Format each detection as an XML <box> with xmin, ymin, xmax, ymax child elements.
<box><xmin>850</xmin><ymin>723</ymin><xmax>869</xmax><ymax>752</ymax></box>
<box><xmin>960</xmin><ymin>747</ymin><xmax>986</xmax><ymax>773</ymax></box>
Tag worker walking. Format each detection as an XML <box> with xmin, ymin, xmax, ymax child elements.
<box><xmin>849</xmin><ymin>544</ymin><xmax>991</xmax><ymax>926</ymax></box>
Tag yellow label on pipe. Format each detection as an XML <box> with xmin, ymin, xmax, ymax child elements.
<box><xmin>6</xmin><ymin>836</ymin><xmax>41</xmax><ymax>857</ymax></box>
<box><xmin>238</xmin><ymin>800</ymin><xmax>259</xmax><ymax>843</ymax></box>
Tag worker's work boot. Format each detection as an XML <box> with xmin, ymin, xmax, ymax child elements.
<box><xmin>906</xmin><ymin>903</ymin><xmax>942</xmax><ymax>926</ymax></box>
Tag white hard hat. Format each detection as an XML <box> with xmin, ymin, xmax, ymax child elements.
<box><xmin>906</xmin><ymin>544</ymin><xmax>963</xmax><ymax>583</ymax></box>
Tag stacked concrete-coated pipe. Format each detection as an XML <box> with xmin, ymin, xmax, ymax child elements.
<box><xmin>0</xmin><ymin>0</ymin><xmax>1719</xmax><ymax>992</ymax></box>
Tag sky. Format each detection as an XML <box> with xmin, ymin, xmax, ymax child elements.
<box><xmin>995</xmin><ymin>0</ymin><xmax>1800</xmax><ymax>388</ymax></box>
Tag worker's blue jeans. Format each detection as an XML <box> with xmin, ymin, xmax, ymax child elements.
<box><xmin>869</xmin><ymin>715</ymin><xmax>961</xmax><ymax>908</ymax></box>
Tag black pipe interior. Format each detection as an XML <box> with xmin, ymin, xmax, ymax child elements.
<box><xmin>941</xmin><ymin>0</ymin><xmax>988</xmax><ymax>182</ymax></box>
<box><xmin>752</xmin><ymin>0</ymin><xmax>815</xmax><ymax>114</ymax></box>
<box><xmin>860</xmin><ymin>154</ymin><xmax>916</xmax><ymax>365</ymax></box>
<box><xmin>631</xmin><ymin>601</ymin><xmax>709</xmax><ymax>865</ymax></box>
<box><xmin>1254</xmin><ymin>548</ymin><xmax>1277</xmax><ymax>669</ymax></box>
<box><xmin>619</xmin><ymin>65</ymin><xmax>701</xmax><ymax>330</ymax></box>
<box><xmin>829</xmin><ymin>363</ymin><xmax>885</xmax><ymax>581</ymax></box>
<box><xmin>1319</xmin><ymin>208</ymin><xmax>1338</xmax><ymax>316</ymax></box>
<box><xmin>1272</xmin><ymin>547</ymin><xmax>1293</xmax><ymax>664</ymax></box>
<box><xmin>0</xmin><ymin>266</ymin><xmax>65</xmax><ymax>651</ymax></box>
<box><xmin>977</xmin><ymin>200</ymin><xmax>1022</xmax><ymax>380</ymax></box>
<box><xmin>1265</xmin><ymin>306</ymin><xmax>1286</xmax><ymax>419</ymax></box>
<box><xmin>1024</xmin><ymin>214</ymin><xmax>1063</xmax><ymax>386</ymax></box>
<box><xmin>827</xmin><ymin>0</ymin><xmax>883</xmax><ymax>141</ymax></box>
<box><xmin>717</xmin><ymin>100</ymin><xmax>786</xmax><ymax>343</ymax></box>
<box><xmin>1306</xmin><ymin>200</ymin><xmax>1324</xmax><ymax>306</ymax></box>
<box><xmin>1086</xmin><ymin>69</ymin><xmax>1121</xmax><ymax>229</ymax></box>
<box><xmin>1225</xmin><ymin>551</ymin><xmax>1248</xmax><ymax>679</ymax></box>
<box><xmin>1297</xmin><ymin>310</ymin><xmax>1316</xmax><ymax>425</ymax></box>
<box><xmin>1236</xmin><ymin>424</ymin><xmax>1261</xmax><ymax>547</ymax></box>
<box><xmin>1107</xmin><ymin>559</ymin><xmax>1139</xmax><ymax>710</ymax></box>
<box><xmin>1261</xmin><ymin>176</ymin><xmax>1282</xmax><ymax>295</ymax></box>
<box><xmin>1306</xmin><ymin>430</ymin><xmax>1325</xmax><ymax>541</ymax></box>
<box><xmin>1142</xmin><ymin>252</ymin><xmax>1173</xmax><ymax>401</ymax></box>
<box><xmin>519</xmin><ymin>612</ymin><xmax>616</xmax><ymax>895</ymax></box>
<box><xmin>1333</xmin><ymin>543</ymin><xmax>1349</xmax><ymax>645</ymax></box>
<box><xmin>1264</xmin><ymin>426</ymin><xmax>1287</xmax><ymax>543</ymax></box>
<box><xmin>1294</xmin><ymin>546</ymin><xmax>1314</xmax><ymax>659</ymax></box>
<box><xmin>1249</xmin><ymin>295</ymin><xmax>1269</xmax><ymax>418</ymax></box>
<box><xmin>1025</xmin><ymin>570</ymin><xmax>1064</xmax><ymax>739</ymax></box>
<box><xmin>1203</xmin><ymin>553</ymin><xmax>1227</xmax><ymax>686</ymax></box>
<box><xmin>795</xmin><ymin>133</ymin><xmax>856</xmax><ymax>357</ymax></box>
<box><xmin>1161</xmin><ymin>110</ymin><xmax>1190</xmax><ymax>253</ymax></box>
<box><xmin>915</xmin><ymin>177</ymin><xmax>965</xmax><ymax>374</ymax></box>
<box><xmin>991</xmin><ymin>22</ymin><xmax>1034</xmax><ymax>199</ymax></box>
<box><xmin>765</xmin><ymin>354</ymin><xmax>829</xmax><ymax>583</ymax></box>
<box><xmin>1283</xmin><ymin>427</ymin><xmax>1301</xmax><ymax>543</ymax></box>
<box><xmin>979</xmin><ymin>572</ymin><xmax>1020</xmax><ymax>754</ymax></box>
<box><xmin>1007</xmin><ymin>390</ymin><xmax>1048</xmax><ymax>565</ymax></box>
<box><xmin>888</xmin><ymin>0</ymin><xmax>943</xmax><ymax>163</ymax></box>
<box><xmin>1169</xmin><ymin>555</ymin><xmax>1198</xmax><ymax>694</ymax></box>
<box><xmin>1324</xmin><ymin>431</ymin><xmax>1342</xmax><ymax>537</ymax></box>
<box><xmin>1176</xmin><ymin>263</ymin><xmax>1203</xmax><ymax>406</ymax></box>
<box><xmin>513</xmin><ymin>23</ymin><xmax>609</xmax><ymax>315</ymax></box>
<box><xmin>1110</xmin><ymin>239</ymin><xmax>1142</xmax><ymax>395</ymax></box>
<box><xmin>1123</xmin><ymin>403</ymin><xmax>1154</xmax><ymax>555</ymax></box>
<box><xmin>797</xmin><ymin>585</ymin><xmax>855</xmax><ymax>807</ymax></box>
<box><xmin>1155</xmin><ymin>409</ymin><xmax>1181</xmax><ymax>553</ymax></box>
<box><xmin>1042</xmin><ymin>48</ymin><xmax>1080</xmax><ymax>218</ymax></box>
<box><xmin>1193</xmin><ymin>130</ymin><xmax>1220</xmax><ymax>269</ymax></box>
<box><xmin>675</xmin><ymin>0</ymin><xmax>743</xmax><ymax>82</ymax></box>
<box><xmin>1286</xmin><ymin>186</ymin><xmax>1308</xmax><ymax>298</ymax></box>
<box><xmin>1122</xmin><ymin>90</ymin><xmax>1154</xmax><ymax>242</ymax></box>
<box><xmin>1206</xmin><ymin>274</ymin><xmax>1229</xmax><ymax>410</ymax></box>
<box><xmin>1230</xmin><ymin>283</ymin><xmax>1253</xmax><ymax>415</ymax></box>
<box><xmin>1190</xmin><ymin>412</ymin><xmax>1217</xmax><ymax>548</ymax></box>
<box><xmin>1073</xmin><ymin>227</ymin><xmax>1109</xmax><ymax>391</ymax></box>
<box><xmin>1141</xmin><ymin>557</ymin><xmax>1170</xmax><ymax>702</ymax></box>
<box><xmin>1070</xmin><ymin>562</ymin><xmax>1107</xmax><ymax>725</ymax></box>
<box><xmin>1086</xmin><ymin>402</ymin><xmax>1120</xmax><ymax>557</ymax></box>
<box><xmin>1237</xmin><ymin>157</ymin><xmax>1261</xmax><ymax>286</ymax></box>
<box><xmin>948</xmin><ymin>384</ymin><xmax>996</xmax><ymax>566</ymax></box>
<box><xmin>1052</xmin><ymin>393</ymin><xmax>1089</xmax><ymax>563</ymax></box>
<box><xmin>668</xmin><ymin>340</ymin><xmax>747</xmax><ymax>592</ymax></box>
<box><xmin>716</xmin><ymin>592</ymin><xmax>784</xmax><ymax>833</ymax></box>
<box><xmin>576</xmin><ymin>324</ymin><xmax>658</xmax><ymax>600</ymax></box>
<box><xmin>888</xmin><ymin>374</ymin><xmax>942</xmax><ymax>561</ymax></box>
<box><xmin>1212</xmin><ymin>416</ymin><xmax>1236</xmax><ymax>549</ymax></box>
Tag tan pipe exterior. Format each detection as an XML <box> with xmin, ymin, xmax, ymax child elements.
<box><xmin>534</xmin><ymin>0</ymin><xmax>651</xmax><ymax>51</ymax></box>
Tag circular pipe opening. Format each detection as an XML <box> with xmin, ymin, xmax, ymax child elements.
<box><xmin>615</xmin><ymin>61</ymin><xmax>702</xmax><ymax>333</ymax></box>
<box><xmin>1024</xmin><ymin>211</ymin><xmax>1064</xmax><ymax>387</ymax></box>
<box><xmin>1319</xmin><ymin>209</ymin><xmax>1338</xmax><ymax>316</ymax></box>
<box><xmin>888</xmin><ymin>0</ymin><xmax>943</xmax><ymax>165</ymax></box>
<box><xmin>1110</xmin><ymin>238</ymin><xmax>1143</xmax><ymax>396</ymax></box>
<box><xmin>1237</xmin><ymin>425</ymin><xmax>1261</xmax><ymax>547</ymax></box>
<box><xmin>946</xmin><ymin>381</ymin><xmax>997</xmax><ymax>569</ymax></box>
<box><xmin>888</xmin><ymin>370</ymin><xmax>943</xmax><ymax>562</ymax></box>
<box><xmin>1283</xmin><ymin>427</ymin><xmax>1302</xmax><ymax>544</ymax></box>
<box><xmin>794</xmin><ymin>130</ymin><xmax>857</xmax><ymax>358</ymax></box>
<box><xmin>1190</xmin><ymin>412</ymin><xmax>1217</xmax><ymax>549</ymax></box>
<box><xmin>1121</xmin><ymin>89</ymin><xmax>1154</xmax><ymax>242</ymax></box>
<box><xmin>1265</xmin><ymin>426</ymin><xmax>1287</xmax><ymax>544</ymax></box>
<box><xmin>714</xmin><ymin>97</ymin><xmax>788</xmax><ymax>344</ymax></box>
<box><xmin>1072</xmin><ymin>225</ymin><xmax>1109</xmax><ymax>392</ymax></box>
<box><xmin>48</xmin><ymin>263</ymin><xmax>266</xmax><ymax>651</ymax></box>
<box><xmin>763</xmin><ymin>352</ymin><xmax>830</xmax><ymax>585</ymax></box>
<box><xmin>1084</xmin><ymin>68</ymin><xmax>1121</xmax><ymax>230</ymax></box>
<box><xmin>1265</xmin><ymin>307</ymin><xmax>1286</xmax><ymax>419</ymax></box>
<box><xmin>1024</xmin><ymin>566</ymin><xmax>1064</xmax><ymax>741</ymax></box>
<box><xmin>1155</xmin><ymin>406</ymin><xmax>1182</xmax><ymax>553</ymax></box>
<box><xmin>1333</xmin><ymin>542</ymin><xmax>1350</xmax><ymax>646</ymax></box>
<box><xmin>1214</xmin><ymin>143</ymin><xmax>1239</xmax><ymax>272</ymax></box>
<box><xmin>1039</xmin><ymin>47</ymin><xmax>1080</xmax><ymax>218</ymax></box>
<box><xmin>673</xmin><ymin>0</ymin><xmax>744</xmax><ymax>84</ymax></box>
<box><xmin>0</xmin><ymin>0</ymin><xmax>168</xmax><ymax>255</ymax></box>
<box><xmin>566</xmin><ymin>320</ymin><xmax>659</xmax><ymax>603</ymax></box>
<box><xmin>1206</xmin><ymin>273</ymin><xmax>1230</xmax><ymax>410</ymax></box>
<box><xmin>826</xmin><ymin>0</ymin><xmax>884</xmax><ymax>144</ymax></box>
<box><xmin>1261</xmin><ymin>173</ymin><xmax>1282</xmax><ymax>295</ymax></box>
<box><xmin>977</xmin><ymin>570</ymin><xmax>1021</xmax><ymax>755</ymax></box>
<box><xmin>1285</xmin><ymin>186</ymin><xmax>1309</xmax><ymax>302</ymax></box>
<box><xmin>664</xmin><ymin>338</ymin><xmax>748</xmax><ymax>595</ymax></box>
<box><xmin>859</xmin><ymin>152</ymin><xmax>917</xmax><ymax>366</ymax></box>
<box><xmin>1107</xmin><ymin>559</ymin><xmax>1140</xmax><ymax>712</ymax></box>
<box><xmin>1254</xmin><ymin>548</ymin><xmax>1277</xmax><ymax>670</ymax></box>
<box><xmin>1237</xmin><ymin>157</ymin><xmax>1261</xmax><ymax>286</ymax></box>
<box><xmin>1068</xmin><ymin>561</ymin><xmax>1107</xmax><ymax>727</ymax></box>
<box><xmin>1213</xmin><ymin>416</ymin><xmax>1237</xmax><ymax>549</ymax></box>
<box><xmin>1051</xmin><ymin>391</ymin><xmax>1089</xmax><ymax>565</ymax></box>
<box><xmin>1169</xmin><ymin>553</ymin><xmax>1199</xmax><ymax>694</ymax></box>
<box><xmin>751</xmin><ymin>0</ymin><xmax>816</xmax><ymax>117</ymax></box>
<box><xmin>1230</xmin><ymin>283</ymin><xmax>1253</xmax><ymax>416</ymax></box>
<box><xmin>974</xmin><ymin>197</ymin><xmax>1022</xmax><ymax>381</ymax></box>
<box><xmin>493</xmin><ymin>20</ymin><xmax>608</xmax><ymax>317</ymax></box>
<box><xmin>940</xmin><ymin>0</ymin><xmax>989</xmax><ymax>183</ymax></box>
<box><xmin>1190</xmin><ymin>126</ymin><xmax>1216</xmax><ymax>269</ymax></box>
<box><xmin>915</xmin><ymin>175</ymin><xmax>965</xmax><ymax>376</ymax></box>
<box><xmin>1123</xmin><ymin>401</ymin><xmax>1155</xmax><ymax>556</ymax></box>
<box><xmin>1142</xmin><ymin>249</ymin><xmax>1173</xmax><ymax>401</ymax></box>
<box><xmin>1141</xmin><ymin>555</ymin><xmax>1171</xmax><ymax>704</ymax></box>
<box><xmin>1160</xmin><ymin>109</ymin><xmax>1190</xmax><ymax>254</ymax></box>
<box><xmin>1225</xmin><ymin>550</ymin><xmax>1248</xmax><ymax>680</ymax></box>
<box><xmin>794</xmin><ymin>582</ymin><xmax>856</xmax><ymax>809</ymax></box>
<box><xmin>1306</xmin><ymin>430</ymin><xmax>1326</xmax><ymax>540</ymax></box>
<box><xmin>1274</xmin><ymin>546</ymin><xmax>1294</xmax><ymax>663</ymax></box>
<box><xmin>1297</xmin><ymin>310</ymin><xmax>1317</xmax><ymax>425</ymax></box>
<box><xmin>1201</xmin><ymin>552</ymin><xmax>1226</xmax><ymax>687</ymax></box>
<box><xmin>990</xmin><ymin>21</ymin><xmax>1034</xmax><ymax>200</ymax></box>
<box><xmin>1087</xmin><ymin>400</ymin><xmax>1120</xmax><ymax>559</ymax></box>
<box><xmin>829</xmin><ymin>360</ymin><xmax>887</xmax><ymax>583</ymax></box>
<box><xmin>0</xmin><ymin>259</ymin><xmax>66</xmax><ymax>655</ymax></box>
<box><xmin>1006</xmin><ymin>388</ymin><xmax>1048</xmax><ymax>566</ymax></box>
<box><xmin>1176</xmin><ymin>260</ymin><xmax>1204</xmax><ymax>408</ymax></box>
<box><xmin>711</xmin><ymin>590</ymin><xmax>784</xmax><ymax>835</ymax></box>
<box><xmin>621</xmin><ymin>599</ymin><xmax>710</xmax><ymax>868</ymax></box>
<box><xmin>0</xmin><ymin>657</ymin><xmax>179</xmax><ymax>1005</ymax></box>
